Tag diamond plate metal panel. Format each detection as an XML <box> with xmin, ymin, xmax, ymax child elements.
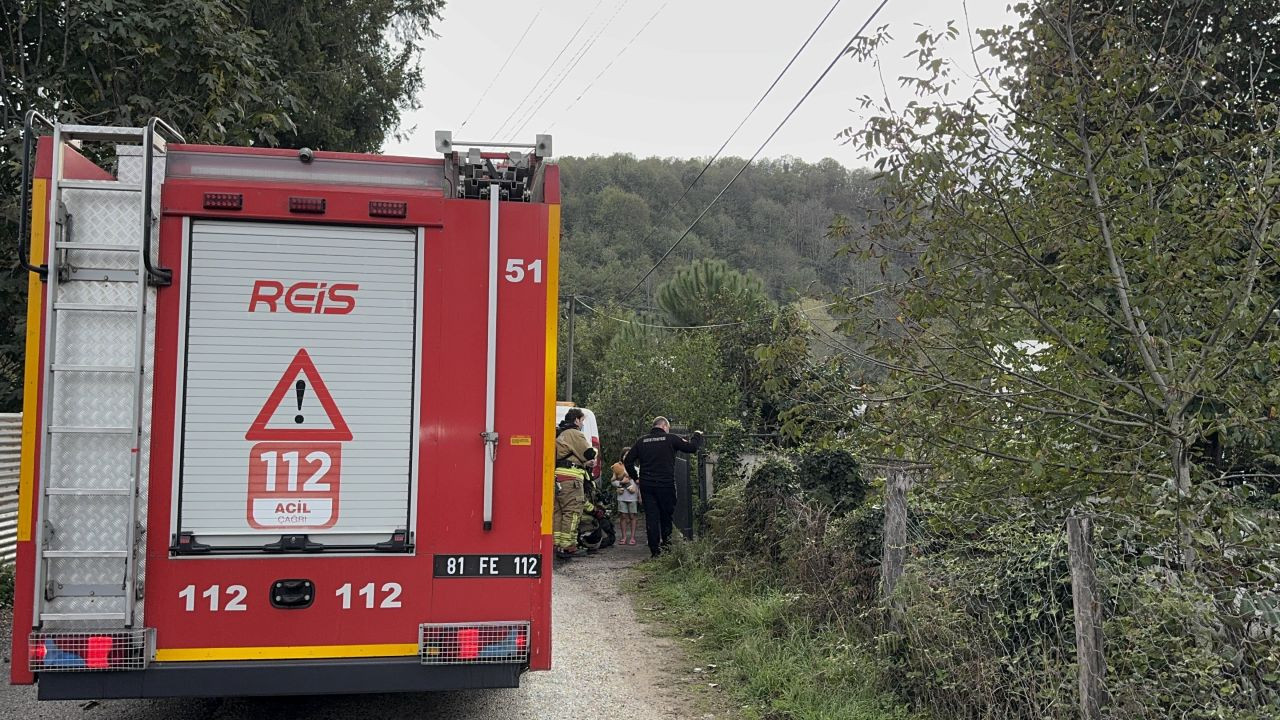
<box><xmin>49</xmin><ymin>435</ymin><xmax>133</xmax><ymax>490</ymax></box>
<box><xmin>46</xmin><ymin>495</ymin><xmax>130</xmax><ymax>551</ymax></box>
<box><xmin>60</xmin><ymin>188</ymin><xmax>141</xmax><ymax>270</ymax></box>
<box><xmin>50</xmin><ymin>371</ymin><xmax>133</xmax><ymax>429</ymax></box>
<box><xmin>117</xmin><ymin>146</ymin><xmax>144</xmax><ymax>184</ymax></box>
<box><xmin>54</xmin><ymin>311</ymin><xmax>136</xmax><ymax>367</ymax></box>
<box><xmin>57</xmin><ymin>280</ymin><xmax>138</xmax><ymax>306</ymax></box>
<box><xmin>39</xmin><ymin>140</ymin><xmax>162</xmax><ymax>630</ymax></box>
<box><xmin>46</xmin><ymin>557</ymin><xmax>128</xmax><ymax>605</ymax></box>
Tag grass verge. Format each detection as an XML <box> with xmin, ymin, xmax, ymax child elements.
<box><xmin>629</xmin><ymin>540</ymin><xmax>921</xmax><ymax>720</ymax></box>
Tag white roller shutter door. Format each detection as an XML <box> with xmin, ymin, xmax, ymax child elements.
<box><xmin>177</xmin><ymin>220</ymin><xmax>418</xmax><ymax>547</ymax></box>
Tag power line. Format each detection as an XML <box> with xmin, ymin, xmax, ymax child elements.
<box><xmin>548</xmin><ymin>1</ymin><xmax>671</xmax><ymax>131</ymax></box>
<box><xmin>512</xmin><ymin>0</ymin><xmax>632</xmax><ymax>139</ymax></box>
<box><xmin>459</xmin><ymin>9</ymin><xmax>544</xmax><ymax>130</ymax></box>
<box><xmin>493</xmin><ymin>0</ymin><xmax>606</xmax><ymax>139</ymax></box>
<box><xmin>618</xmin><ymin>0</ymin><xmax>856</xmax><ymax>299</ymax></box>
<box><xmin>621</xmin><ymin>0</ymin><xmax>892</xmax><ymax>300</ymax></box>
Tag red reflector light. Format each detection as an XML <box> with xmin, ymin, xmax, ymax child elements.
<box><xmin>458</xmin><ymin>628</ymin><xmax>480</xmax><ymax>660</ymax></box>
<box><xmin>289</xmin><ymin>196</ymin><xmax>326</xmax><ymax>214</ymax></box>
<box><xmin>369</xmin><ymin>200</ymin><xmax>408</xmax><ymax>218</ymax></box>
<box><xmin>30</xmin><ymin>639</ymin><xmax>47</xmax><ymax>662</ymax></box>
<box><xmin>516</xmin><ymin>629</ymin><xmax>528</xmax><ymax>651</ymax></box>
<box><xmin>203</xmin><ymin>192</ymin><xmax>243</xmax><ymax>210</ymax></box>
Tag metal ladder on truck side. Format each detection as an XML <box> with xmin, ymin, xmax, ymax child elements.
<box><xmin>21</xmin><ymin>114</ymin><xmax>184</xmax><ymax>629</ymax></box>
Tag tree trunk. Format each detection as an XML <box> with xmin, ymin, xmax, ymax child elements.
<box><xmin>1171</xmin><ymin>434</ymin><xmax>1195</xmax><ymax>568</ymax></box>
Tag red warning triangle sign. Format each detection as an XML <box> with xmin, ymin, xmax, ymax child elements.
<box><xmin>245</xmin><ymin>348</ymin><xmax>352</xmax><ymax>441</ymax></box>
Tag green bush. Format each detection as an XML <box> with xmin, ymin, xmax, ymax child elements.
<box><xmin>825</xmin><ymin>505</ymin><xmax>886</xmax><ymax>609</ymax></box>
<box><xmin>1105</xmin><ymin>568</ymin><xmax>1277</xmax><ymax>719</ymax></box>
<box><xmin>884</xmin><ymin>521</ymin><xmax>1076</xmax><ymax>720</ymax></box>
<box><xmin>698</xmin><ymin>439</ymin><xmax>1280</xmax><ymax>719</ymax></box>
<box><xmin>706</xmin><ymin>458</ymin><xmax>795</xmax><ymax>572</ymax></box>
<box><xmin>796</xmin><ymin>448</ymin><xmax>866</xmax><ymax>511</ymax></box>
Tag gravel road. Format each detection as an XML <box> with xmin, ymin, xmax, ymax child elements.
<box><xmin>1</xmin><ymin>539</ymin><xmax>711</xmax><ymax>720</ymax></box>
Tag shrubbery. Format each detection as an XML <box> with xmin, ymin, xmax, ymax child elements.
<box><xmin>690</xmin><ymin>443</ymin><xmax>1280</xmax><ymax>719</ymax></box>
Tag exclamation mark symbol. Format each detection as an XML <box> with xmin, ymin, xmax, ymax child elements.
<box><xmin>295</xmin><ymin>380</ymin><xmax>306</xmax><ymax>424</ymax></box>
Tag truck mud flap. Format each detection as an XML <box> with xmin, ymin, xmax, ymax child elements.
<box><xmin>37</xmin><ymin>658</ymin><xmax>525</xmax><ymax>700</ymax></box>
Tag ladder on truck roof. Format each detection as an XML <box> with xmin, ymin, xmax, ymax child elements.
<box><xmin>20</xmin><ymin>113</ymin><xmax>183</xmax><ymax>629</ymax></box>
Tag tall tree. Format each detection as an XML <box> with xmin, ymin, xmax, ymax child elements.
<box><xmin>833</xmin><ymin>3</ymin><xmax>1280</xmax><ymax>557</ymax></box>
<box><xmin>243</xmin><ymin>0</ymin><xmax>445</xmax><ymax>152</ymax></box>
<box><xmin>656</xmin><ymin>259</ymin><xmax>765</xmax><ymax>327</ymax></box>
<box><xmin>0</xmin><ymin>0</ymin><xmax>446</xmax><ymax>408</ymax></box>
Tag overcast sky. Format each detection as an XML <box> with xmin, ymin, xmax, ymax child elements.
<box><xmin>384</xmin><ymin>1</ymin><xmax>1018</xmax><ymax>168</ymax></box>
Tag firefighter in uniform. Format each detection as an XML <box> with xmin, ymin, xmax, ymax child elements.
<box><xmin>553</xmin><ymin>408</ymin><xmax>596</xmax><ymax>558</ymax></box>
<box><xmin>623</xmin><ymin>416</ymin><xmax>703</xmax><ymax>557</ymax></box>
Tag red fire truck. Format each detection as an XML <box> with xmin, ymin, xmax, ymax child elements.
<box><xmin>9</xmin><ymin>113</ymin><xmax>560</xmax><ymax>699</ymax></box>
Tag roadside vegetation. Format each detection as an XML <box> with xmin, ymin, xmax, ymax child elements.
<box><xmin>580</xmin><ymin>2</ymin><xmax>1280</xmax><ymax>718</ymax></box>
<box><xmin>633</xmin><ymin>541</ymin><xmax>917</xmax><ymax>720</ymax></box>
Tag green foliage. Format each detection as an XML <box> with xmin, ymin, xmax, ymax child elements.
<box><xmin>557</xmin><ymin>154</ymin><xmax>885</xmax><ymax>305</ymax></box>
<box><xmin>634</xmin><ymin>542</ymin><xmax>919</xmax><ymax>720</ymax></box>
<box><xmin>1103</xmin><ymin>568</ymin><xmax>1262</xmax><ymax>719</ymax></box>
<box><xmin>621</xmin><ymin>4</ymin><xmax>1280</xmax><ymax>719</ymax></box>
<box><xmin>563</xmin><ymin>271</ymin><xmax>828</xmax><ymax>437</ymax></box>
<box><xmin>832</xmin><ymin>0</ymin><xmax>1280</xmax><ymax>556</ymax></box>
<box><xmin>0</xmin><ymin>0</ymin><xmax>445</xmax><ymax>409</ymax></box>
<box><xmin>585</xmin><ymin>331</ymin><xmax>739</xmax><ymax>462</ymax></box>
<box><xmin>885</xmin><ymin>521</ymin><xmax>1077</xmax><ymax>719</ymax></box>
<box><xmin>656</xmin><ymin>259</ymin><xmax>765</xmax><ymax>327</ymax></box>
<box><xmin>796</xmin><ymin>448</ymin><xmax>865</xmax><ymax>510</ymax></box>
<box><xmin>244</xmin><ymin>0</ymin><xmax>445</xmax><ymax>152</ymax></box>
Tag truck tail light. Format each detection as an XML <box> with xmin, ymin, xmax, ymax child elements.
<box><xmin>458</xmin><ymin>629</ymin><xmax>480</xmax><ymax>660</ymax></box>
<box><xmin>418</xmin><ymin>621</ymin><xmax>530</xmax><ymax>665</ymax></box>
<box><xmin>86</xmin><ymin>635</ymin><xmax>114</xmax><ymax>669</ymax></box>
<box><xmin>289</xmin><ymin>196</ymin><xmax>326</xmax><ymax>214</ymax></box>
<box><xmin>28</xmin><ymin>629</ymin><xmax>151</xmax><ymax>672</ymax></box>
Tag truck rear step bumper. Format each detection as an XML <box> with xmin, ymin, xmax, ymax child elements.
<box><xmin>37</xmin><ymin>658</ymin><xmax>525</xmax><ymax>699</ymax></box>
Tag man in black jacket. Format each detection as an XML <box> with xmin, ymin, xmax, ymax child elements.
<box><xmin>623</xmin><ymin>417</ymin><xmax>703</xmax><ymax>557</ymax></box>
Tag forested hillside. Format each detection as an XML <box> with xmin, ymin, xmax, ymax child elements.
<box><xmin>557</xmin><ymin>154</ymin><xmax>883</xmax><ymax>304</ymax></box>
<box><xmin>563</xmin><ymin>4</ymin><xmax>1280</xmax><ymax>719</ymax></box>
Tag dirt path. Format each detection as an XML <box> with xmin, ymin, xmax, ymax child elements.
<box><xmin>1</xmin><ymin>539</ymin><xmax>712</xmax><ymax>719</ymax></box>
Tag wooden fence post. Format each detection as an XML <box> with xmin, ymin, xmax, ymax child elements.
<box><xmin>880</xmin><ymin>465</ymin><xmax>913</xmax><ymax>602</ymax></box>
<box><xmin>1066</xmin><ymin>515</ymin><xmax>1108</xmax><ymax>719</ymax></box>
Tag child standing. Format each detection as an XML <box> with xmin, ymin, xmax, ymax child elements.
<box><xmin>610</xmin><ymin>460</ymin><xmax>640</xmax><ymax>545</ymax></box>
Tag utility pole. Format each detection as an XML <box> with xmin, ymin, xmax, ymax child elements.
<box><xmin>564</xmin><ymin>294</ymin><xmax>576</xmax><ymax>402</ymax></box>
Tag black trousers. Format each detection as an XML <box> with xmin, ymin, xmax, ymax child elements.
<box><xmin>640</xmin><ymin>483</ymin><xmax>676</xmax><ymax>555</ymax></box>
